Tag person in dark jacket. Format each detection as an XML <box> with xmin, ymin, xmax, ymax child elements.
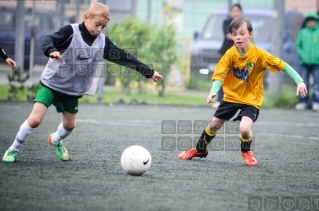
<box><xmin>218</xmin><ymin>4</ymin><xmax>243</xmax><ymax>56</ymax></box>
<box><xmin>212</xmin><ymin>3</ymin><xmax>243</xmax><ymax>109</ymax></box>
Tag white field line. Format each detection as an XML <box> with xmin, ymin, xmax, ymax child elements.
<box><xmin>76</xmin><ymin>119</ymin><xmax>319</xmax><ymax>127</ymax></box>
<box><xmin>76</xmin><ymin>120</ymin><xmax>319</xmax><ymax>139</ymax></box>
<box><xmin>257</xmin><ymin>133</ymin><xmax>319</xmax><ymax>140</ymax></box>
<box><xmin>255</xmin><ymin>122</ymin><xmax>319</xmax><ymax>127</ymax></box>
<box><xmin>76</xmin><ymin>119</ymin><xmax>100</xmax><ymax>123</ymax></box>
<box><xmin>76</xmin><ymin>119</ymin><xmax>154</xmax><ymax>127</ymax></box>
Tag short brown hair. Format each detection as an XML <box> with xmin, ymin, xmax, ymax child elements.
<box><xmin>86</xmin><ymin>3</ymin><xmax>110</xmax><ymax>21</ymax></box>
<box><xmin>228</xmin><ymin>17</ymin><xmax>253</xmax><ymax>33</ymax></box>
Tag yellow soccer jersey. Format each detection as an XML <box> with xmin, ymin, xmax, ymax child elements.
<box><xmin>212</xmin><ymin>43</ymin><xmax>287</xmax><ymax>109</ymax></box>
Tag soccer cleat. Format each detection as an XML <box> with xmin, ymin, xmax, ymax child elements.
<box><xmin>48</xmin><ymin>134</ymin><xmax>69</xmax><ymax>161</ymax></box>
<box><xmin>178</xmin><ymin>147</ymin><xmax>208</xmax><ymax>160</ymax></box>
<box><xmin>241</xmin><ymin>151</ymin><xmax>257</xmax><ymax>166</ymax></box>
<box><xmin>2</xmin><ymin>150</ymin><xmax>19</xmax><ymax>163</ymax></box>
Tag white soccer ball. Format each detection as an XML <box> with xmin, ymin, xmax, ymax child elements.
<box><xmin>121</xmin><ymin>145</ymin><xmax>152</xmax><ymax>176</ymax></box>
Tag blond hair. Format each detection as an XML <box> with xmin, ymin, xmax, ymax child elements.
<box><xmin>86</xmin><ymin>3</ymin><xmax>110</xmax><ymax>21</ymax></box>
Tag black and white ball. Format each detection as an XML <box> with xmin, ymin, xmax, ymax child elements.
<box><xmin>121</xmin><ymin>145</ymin><xmax>152</xmax><ymax>176</ymax></box>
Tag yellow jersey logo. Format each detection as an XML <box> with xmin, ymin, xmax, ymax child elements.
<box><xmin>247</xmin><ymin>61</ymin><xmax>255</xmax><ymax>70</ymax></box>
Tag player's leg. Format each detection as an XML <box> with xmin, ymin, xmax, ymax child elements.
<box><xmin>239</xmin><ymin>116</ymin><xmax>257</xmax><ymax>166</ymax></box>
<box><xmin>311</xmin><ymin>65</ymin><xmax>319</xmax><ymax>111</ymax></box>
<box><xmin>178</xmin><ymin>117</ymin><xmax>226</xmax><ymax>160</ymax></box>
<box><xmin>195</xmin><ymin>117</ymin><xmax>226</xmax><ymax>153</ymax></box>
<box><xmin>234</xmin><ymin>106</ymin><xmax>258</xmax><ymax>166</ymax></box>
<box><xmin>2</xmin><ymin>84</ymin><xmax>53</xmax><ymax>162</ymax></box>
<box><xmin>239</xmin><ymin>116</ymin><xmax>254</xmax><ymax>152</ymax></box>
<box><xmin>296</xmin><ymin>64</ymin><xmax>310</xmax><ymax>110</ymax></box>
<box><xmin>48</xmin><ymin>97</ymin><xmax>78</xmax><ymax>161</ymax></box>
<box><xmin>178</xmin><ymin>101</ymin><xmax>238</xmax><ymax>160</ymax></box>
<box><xmin>51</xmin><ymin>111</ymin><xmax>76</xmax><ymax>144</ymax></box>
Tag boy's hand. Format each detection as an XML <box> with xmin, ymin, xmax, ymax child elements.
<box><xmin>296</xmin><ymin>82</ymin><xmax>307</xmax><ymax>98</ymax></box>
<box><xmin>207</xmin><ymin>93</ymin><xmax>217</xmax><ymax>103</ymax></box>
<box><xmin>152</xmin><ymin>71</ymin><xmax>163</xmax><ymax>83</ymax></box>
<box><xmin>49</xmin><ymin>51</ymin><xmax>62</xmax><ymax>63</ymax></box>
<box><xmin>5</xmin><ymin>58</ymin><xmax>16</xmax><ymax>68</ymax></box>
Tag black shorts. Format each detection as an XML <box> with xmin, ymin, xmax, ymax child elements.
<box><xmin>214</xmin><ymin>101</ymin><xmax>259</xmax><ymax>122</ymax></box>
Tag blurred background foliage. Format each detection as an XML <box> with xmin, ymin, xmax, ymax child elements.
<box><xmin>107</xmin><ymin>17</ymin><xmax>179</xmax><ymax>96</ymax></box>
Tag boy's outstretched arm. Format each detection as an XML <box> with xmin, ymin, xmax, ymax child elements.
<box><xmin>0</xmin><ymin>45</ymin><xmax>16</xmax><ymax>68</ymax></box>
<box><xmin>5</xmin><ymin>58</ymin><xmax>16</xmax><ymax>68</ymax></box>
<box><xmin>151</xmin><ymin>71</ymin><xmax>163</xmax><ymax>83</ymax></box>
<box><xmin>207</xmin><ymin>80</ymin><xmax>223</xmax><ymax>103</ymax></box>
<box><xmin>0</xmin><ymin>45</ymin><xmax>8</xmax><ymax>61</ymax></box>
<box><xmin>104</xmin><ymin>37</ymin><xmax>163</xmax><ymax>82</ymax></box>
<box><xmin>283</xmin><ymin>64</ymin><xmax>307</xmax><ymax>98</ymax></box>
<box><xmin>42</xmin><ymin>25</ymin><xmax>73</xmax><ymax>57</ymax></box>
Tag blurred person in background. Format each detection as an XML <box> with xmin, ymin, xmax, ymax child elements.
<box><xmin>295</xmin><ymin>12</ymin><xmax>319</xmax><ymax>111</ymax></box>
<box><xmin>301</xmin><ymin>0</ymin><xmax>319</xmax><ymax>28</ymax></box>
<box><xmin>0</xmin><ymin>45</ymin><xmax>16</xmax><ymax>68</ymax></box>
<box><xmin>212</xmin><ymin>3</ymin><xmax>243</xmax><ymax>109</ymax></box>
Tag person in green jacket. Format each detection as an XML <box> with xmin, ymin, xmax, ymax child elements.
<box><xmin>301</xmin><ymin>1</ymin><xmax>319</xmax><ymax>28</ymax></box>
<box><xmin>295</xmin><ymin>12</ymin><xmax>319</xmax><ymax>111</ymax></box>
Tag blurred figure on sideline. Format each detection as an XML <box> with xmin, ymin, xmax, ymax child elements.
<box><xmin>295</xmin><ymin>12</ymin><xmax>319</xmax><ymax>111</ymax></box>
<box><xmin>301</xmin><ymin>0</ymin><xmax>319</xmax><ymax>28</ymax></box>
<box><xmin>212</xmin><ymin>3</ymin><xmax>243</xmax><ymax>109</ymax></box>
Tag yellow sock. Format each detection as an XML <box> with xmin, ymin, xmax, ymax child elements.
<box><xmin>205</xmin><ymin>126</ymin><xmax>218</xmax><ymax>137</ymax></box>
<box><xmin>195</xmin><ymin>126</ymin><xmax>217</xmax><ymax>152</ymax></box>
<box><xmin>239</xmin><ymin>131</ymin><xmax>253</xmax><ymax>142</ymax></box>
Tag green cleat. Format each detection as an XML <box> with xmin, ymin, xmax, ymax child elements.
<box><xmin>48</xmin><ymin>134</ymin><xmax>69</xmax><ymax>161</ymax></box>
<box><xmin>2</xmin><ymin>150</ymin><xmax>19</xmax><ymax>163</ymax></box>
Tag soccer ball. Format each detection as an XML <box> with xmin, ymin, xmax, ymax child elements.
<box><xmin>121</xmin><ymin>145</ymin><xmax>152</xmax><ymax>176</ymax></box>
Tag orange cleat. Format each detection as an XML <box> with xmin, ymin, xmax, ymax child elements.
<box><xmin>241</xmin><ymin>151</ymin><xmax>257</xmax><ymax>166</ymax></box>
<box><xmin>178</xmin><ymin>148</ymin><xmax>208</xmax><ymax>160</ymax></box>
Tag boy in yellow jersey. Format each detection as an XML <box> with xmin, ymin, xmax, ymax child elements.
<box><xmin>178</xmin><ymin>17</ymin><xmax>307</xmax><ymax>166</ymax></box>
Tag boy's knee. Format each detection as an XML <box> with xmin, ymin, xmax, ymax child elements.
<box><xmin>209</xmin><ymin>122</ymin><xmax>223</xmax><ymax>132</ymax></box>
<box><xmin>64</xmin><ymin>122</ymin><xmax>76</xmax><ymax>131</ymax></box>
<box><xmin>240</xmin><ymin>128</ymin><xmax>251</xmax><ymax>139</ymax></box>
<box><xmin>28</xmin><ymin>118</ymin><xmax>42</xmax><ymax>128</ymax></box>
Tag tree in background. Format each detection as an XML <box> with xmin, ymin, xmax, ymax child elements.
<box><xmin>107</xmin><ymin>17</ymin><xmax>179</xmax><ymax>96</ymax></box>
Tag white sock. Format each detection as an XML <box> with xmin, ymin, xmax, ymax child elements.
<box><xmin>9</xmin><ymin>120</ymin><xmax>34</xmax><ymax>151</ymax></box>
<box><xmin>52</xmin><ymin>123</ymin><xmax>73</xmax><ymax>144</ymax></box>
